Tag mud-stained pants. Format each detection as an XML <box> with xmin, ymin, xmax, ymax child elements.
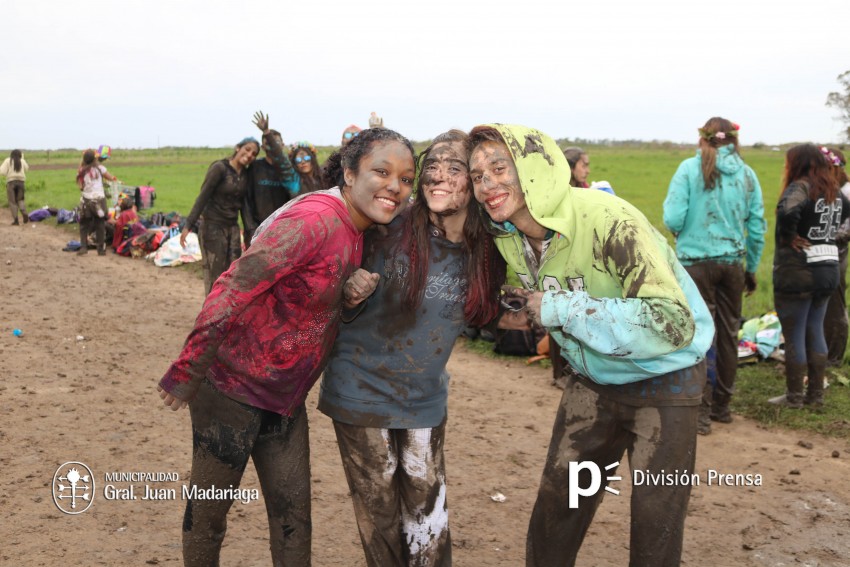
<box><xmin>685</xmin><ymin>262</ymin><xmax>745</xmax><ymax>409</ymax></box>
<box><xmin>79</xmin><ymin>197</ymin><xmax>108</xmax><ymax>254</ymax></box>
<box><xmin>333</xmin><ymin>420</ymin><xmax>451</xmax><ymax>567</ymax></box>
<box><xmin>6</xmin><ymin>180</ymin><xmax>26</xmax><ymax>222</ymax></box>
<box><xmin>199</xmin><ymin>222</ymin><xmax>242</xmax><ymax>296</ymax></box>
<box><xmin>183</xmin><ymin>380</ymin><xmax>311</xmax><ymax>567</ymax></box>
<box><xmin>527</xmin><ymin>377</ymin><xmax>698</xmax><ymax>567</ymax></box>
<box><xmin>824</xmin><ymin>246</ymin><xmax>849</xmax><ymax>366</ymax></box>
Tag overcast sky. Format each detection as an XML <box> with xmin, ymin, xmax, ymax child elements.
<box><xmin>3</xmin><ymin>0</ymin><xmax>849</xmax><ymax>150</ymax></box>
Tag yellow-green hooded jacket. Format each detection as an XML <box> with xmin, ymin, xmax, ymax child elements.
<box><xmin>482</xmin><ymin>124</ymin><xmax>714</xmax><ymax>385</ymax></box>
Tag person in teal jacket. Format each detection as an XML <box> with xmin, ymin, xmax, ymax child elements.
<box><xmin>663</xmin><ymin>117</ymin><xmax>766</xmax><ymax>435</ymax></box>
<box><xmin>468</xmin><ymin>123</ymin><xmax>714</xmax><ymax>567</ymax></box>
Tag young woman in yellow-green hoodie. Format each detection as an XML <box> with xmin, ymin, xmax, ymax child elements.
<box><xmin>468</xmin><ymin>123</ymin><xmax>713</xmax><ymax>567</ymax></box>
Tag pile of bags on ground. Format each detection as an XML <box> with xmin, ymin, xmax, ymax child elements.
<box><xmin>114</xmin><ymin>212</ymin><xmax>202</xmax><ymax>267</ymax></box>
<box><xmin>737</xmin><ymin>312</ymin><xmax>783</xmax><ymax>364</ymax></box>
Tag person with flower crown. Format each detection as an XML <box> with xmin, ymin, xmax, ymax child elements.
<box><xmin>289</xmin><ymin>140</ymin><xmax>324</xmax><ymax>196</ymax></box>
<box><xmin>771</xmin><ymin>144</ymin><xmax>850</xmax><ymax>409</ymax></box>
<box><xmin>822</xmin><ymin>147</ymin><xmax>850</xmax><ymax>369</ymax></box>
<box><xmin>663</xmin><ymin>117</ymin><xmax>766</xmax><ymax>435</ymax></box>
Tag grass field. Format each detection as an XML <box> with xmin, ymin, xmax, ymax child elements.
<box><xmin>4</xmin><ymin>142</ymin><xmax>849</xmax><ymax>438</ymax></box>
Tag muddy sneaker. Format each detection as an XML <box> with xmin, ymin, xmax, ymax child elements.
<box><xmin>97</xmin><ymin>250</ymin><xmax>106</xmax><ymax>256</ymax></box>
<box><xmin>22</xmin><ymin>216</ymin><xmax>28</xmax><ymax>224</ymax></box>
<box><xmin>11</xmin><ymin>220</ymin><xmax>19</xmax><ymax>225</ymax></box>
<box><xmin>76</xmin><ymin>249</ymin><xmax>89</xmax><ymax>256</ymax></box>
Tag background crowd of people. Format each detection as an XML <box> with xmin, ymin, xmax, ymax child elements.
<box><xmin>3</xmin><ymin>113</ymin><xmax>848</xmax><ymax>567</ymax></box>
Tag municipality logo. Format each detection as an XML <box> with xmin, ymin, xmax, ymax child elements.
<box><xmin>52</xmin><ymin>461</ymin><xmax>95</xmax><ymax>514</ymax></box>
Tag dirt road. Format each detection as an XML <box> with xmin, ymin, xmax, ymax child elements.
<box><xmin>2</xmin><ymin>221</ymin><xmax>850</xmax><ymax>566</ymax></box>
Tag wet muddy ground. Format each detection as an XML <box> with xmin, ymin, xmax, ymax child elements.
<box><xmin>2</xmin><ymin>221</ymin><xmax>850</xmax><ymax>566</ymax></box>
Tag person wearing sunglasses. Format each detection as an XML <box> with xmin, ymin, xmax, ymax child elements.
<box><xmin>288</xmin><ymin>142</ymin><xmax>324</xmax><ymax>196</ymax></box>
<box><xmin>341</xmin><ymin>124</ymin><xmax>362</xmax><ymax>147</ymax></box>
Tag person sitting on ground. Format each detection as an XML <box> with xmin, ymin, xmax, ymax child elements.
<box><xmin>1</xmin><ymin>149</ymin><xmax>29</xmax><ymax>225</ymax></box>
<box><xmin>243</xmin><ymin>111</ymin><xmax>298</xmax><ymax>243</ymax></box>
<box><xmin>109</xmin><ymin>196</ymin><xmax>138</xmax><ymax>251</ymax></box>
<box><xmin>289</xmin><ymin>141</ymin><xmax>324</xmax><ymax>196</ymax></box>
<box><xmin>563</xmin><ymin>146</ymin><xmax>615</xmax><ymax>195</ymax></box>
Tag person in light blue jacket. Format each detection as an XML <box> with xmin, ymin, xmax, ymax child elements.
<box><xmin>663</xmin><ymin>116</ymin><xmax>766</xmax><ymax>435</ymax></box>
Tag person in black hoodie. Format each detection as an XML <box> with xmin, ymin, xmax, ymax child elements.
<box><xmin>243</xmin><ymin>112</ymin><xmax>298</xmax><ymax>243</ymax></box>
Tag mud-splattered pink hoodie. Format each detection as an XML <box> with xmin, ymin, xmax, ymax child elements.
<box><xmin>159</xmin><ymin>189</ymin><xmax>362</xmax><ymax>415</ymax></box>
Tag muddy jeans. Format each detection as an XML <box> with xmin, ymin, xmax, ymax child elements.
<box><xmin>333</xmin><ymin>420</ymin><xmax>451</xmax><ymax>567</ymax></box>
<box><xmin>823</xmin><ymin>246</ymin><xmax>849</xmax><ymax>366</ymax></box>
<box><xmin>199</xmin><ymin>221</ymin><xmax>242</xmax><ymax>296</ymax></box>
<box><xmin>685</xmin><ymin>262</ymin><xmax>745</xmax><ymax>409</ymax></box>
<box><xmin>79</xmin><ymin>197</ymin><xmax>108</xmax><ymax>253</ymax></box>
<box><xmin>527</xmin><ymin>377</ymin><xmax>698</xmax><ymax>567</ymax></box>
<box><xmin>183</xmin><ymin>380</ymin><xmax>311</xmax><ymax>567</ymax></box>
<box><xmin>6</xmin><ymin>180</ymin><xmax>26</xmax><ymax>221</ymax></box>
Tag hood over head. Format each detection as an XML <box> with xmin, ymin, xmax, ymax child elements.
<box><xmin>476</xmin><ymin>124</ymin><xmax>573</xmax><ymax>233</ymax></box>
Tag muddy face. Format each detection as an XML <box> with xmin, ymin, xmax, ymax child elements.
<box><xmin>470</xmin><ymin>140</ymin><xmax>526</xmax><ymax>224</ymax></box>
<box><xmin>421</xmin><ymin>141</ymin><xmax>471</xmax><ymax>221</ymax></box>
<box><xmin>234</xmin><ymin>143</ymin><xmax>259</xmax><ymax>168</ymax></box>
<box><xmin>263</xmin><ymin>134</ymin><xmax>283</xmax><ymax>162</ymax></box>
<box><xmin>343</xmin><ymin>140</ymin><xmax>415</xmax><ymax>230</ymax></box>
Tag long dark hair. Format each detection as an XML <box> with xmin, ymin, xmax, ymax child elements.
<box><xmin>698</xmin><ymin>117</ymin><xmax>740</xmax><ymax>190</ymax></box>
<box><xmin>394</xmin><ymin>130</ymin><xmax>505</xmax><ymax>327</ymax></box>
<box><xmin>76</xmin><ymin>149</ymin><xmax>99</xmax><ymax>187</ymax></box>
<box><xmin>563</xmin><ymin>146</ymin><xmax>587</xmax><ymax>187</ymax></box>
<box><xmin>321</xmin><ymin>150</ymin><xmax>344</xmax><ymax>189</ymax></box>
<box><xmin>289</xmin><ymin>145</ymin><xmax>324</xmax><ymax>194</ymax></box>
<box><xmin>10</xmin><ymin>149</ymin><xmax>22</xmax><ymax>173</ymax></box>
<box><xmin>782</xmin><ymin>143</ymin><xmax>839</xmax><ymax>203</ymax></box>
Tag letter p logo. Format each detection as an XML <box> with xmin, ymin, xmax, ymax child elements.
<box><xmin>568</xmin><ymin>461</ymin><xmax>621</xmax><ymax>508</ymax></box>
